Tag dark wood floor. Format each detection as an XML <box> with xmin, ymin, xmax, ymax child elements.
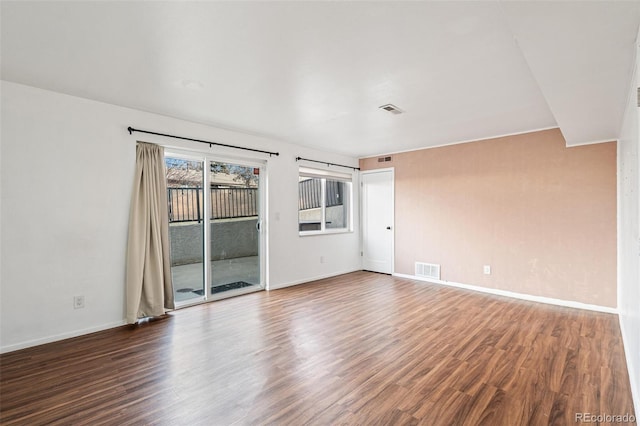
<box><xmin>0</xmin><ymin>272</ymin><xmax>635</xmax><ymax>425</ymax></box>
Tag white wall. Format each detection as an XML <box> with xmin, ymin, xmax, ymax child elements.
<box><xmin>618</xmin><ymin>46</ymin><xmax>640</xmax><ymax>415</ymax></box>
<box><xmin>0</xmin><ymin>81</ymin><xmax>361</xmax><ymax>352</ymax></box>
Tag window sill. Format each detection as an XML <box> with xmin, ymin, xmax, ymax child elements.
<box><xmin>299</xmin><ymin>228</ymin><xmax>353</xmax><ymax>237</ymax></box>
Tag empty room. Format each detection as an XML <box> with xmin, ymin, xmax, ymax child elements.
<box><xmin>1</xmin><ymin>1</ymin><xmax>639</xmax><ymax>425</ymax></box>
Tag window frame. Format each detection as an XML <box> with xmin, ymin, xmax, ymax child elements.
<box><xmin>298</xmin><ymin>167</ymin><xmax>353</xmax><ymax>236</ymax></box>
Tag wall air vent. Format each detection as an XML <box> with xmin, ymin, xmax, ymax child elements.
<box><xmin>377</xmin><ymin>156</ymin><xmax>393</xmax><ymax>163</ymax></box>
<box><xmin>379</xmin><ymin>104</ymin><xmax>404</xmax><ymax>115</ymax></box>
<box><xmin>415</xmin><ymin>262</ymin><xmax>441</xmax><ymax>280</ymax></box>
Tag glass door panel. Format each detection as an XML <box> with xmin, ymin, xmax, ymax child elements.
<box><xmin>165</xmin><ymin>157</ymin><xmax>205</xmax><ymax>303</ymax></box>
<box><xmin>209</xmin><ymin>161</ymin><xmax>261</xmax><ymax>296</ymax></box>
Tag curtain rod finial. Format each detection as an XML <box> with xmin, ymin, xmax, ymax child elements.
<box><xmin>128</xmin><ymin>126</ymin><xmax>134</xmax><ymax>135</ymax></box>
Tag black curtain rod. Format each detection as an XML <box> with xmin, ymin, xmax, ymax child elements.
<box><xmin>127</xmin><ymin>127</ymin><xmax>279</xmax><ymax>157</ymax></box>
<box><xmin>296</xmin><ymin>156</ymin><xmax>360</xmax><ymax>171</ymax></box>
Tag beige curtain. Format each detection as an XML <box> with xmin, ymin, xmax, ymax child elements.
<box><xmin>125</xmin><ymin>142</ymin><xmax>174</xmax><ymax>323</ymax></box>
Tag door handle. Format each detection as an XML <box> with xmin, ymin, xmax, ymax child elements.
<box><xmin>256</xmin><ymin>220</ymin><xmax>261</xmax><ymax>232</ymax></box>
<box><xmin>386</xmin><ymin>226</ymin><xmax>392</xmax><ymax>230</ymax></box>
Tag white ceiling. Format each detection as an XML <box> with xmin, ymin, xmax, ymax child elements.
<box><xmin>2</xmin><ymin>1</ymin><xmax>639</xmax><ymax>157</ymax></box>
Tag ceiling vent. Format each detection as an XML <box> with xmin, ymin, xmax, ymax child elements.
<box><xmin>415</xmin><ymin>262</ymin><xmax>441</xmax><ymax>280</ymax></box>
<box><xmin>379</xmin><ymin>104</ymin><xmax>404</xmax><ymax>115</ymax></box>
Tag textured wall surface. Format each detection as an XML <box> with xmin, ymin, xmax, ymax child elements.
<box><xmin>361</xmin><ymin>128</ymin><xmax>617</xmax><ymax>307</ymax></box>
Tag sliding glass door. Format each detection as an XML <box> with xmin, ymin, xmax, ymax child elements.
<box><xmin>165</xmin><ymin>153</ymin><xmax>264</xmax><ymax>305</ymax></box>
<box><xmin>166</xmin><ymin>157</ymin><xmax>205</xmax><ymax>303</ymax></box>
<box><xmin>209</xmin><ymin>161</ymin><xmax>261</xmax><ymax>295</ymax></box>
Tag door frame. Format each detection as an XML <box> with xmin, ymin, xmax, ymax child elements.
<box><xmin>360</xmin><ymin>167</ymin><xmax>395</xmax><ymax>274</ymax></box>
<box><xmin>164</xmin><ymin>148</ymin><xmax>267</xmax><ymax>307</ymax></box>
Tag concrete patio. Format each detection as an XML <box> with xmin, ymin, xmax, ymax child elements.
<box><xmin>171</xmin><ymin>255</ymin><xmax>260</xmax><ymax>302</ymax></box>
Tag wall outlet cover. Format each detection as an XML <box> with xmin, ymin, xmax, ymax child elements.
<box><xmin>74</xmin><ymin>296</ymin><xmax>85</xmax><ymax>309</ymax></box>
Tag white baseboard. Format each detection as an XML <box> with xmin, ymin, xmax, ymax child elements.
<box><xmin>269</xmin><ymin>269</ymin><xmax>362</xmax><ymax>291</ymax></box>
<box><xmin>1</xmin><ymin>269</ymin><xmax>359</xmax><ymax>352</ymax></box>
<box><xmin>0</xmin><ymin>320</ymin><xmax>127</xmax><ymax>354</ymax></box>
<box><xmin>393</xmin><ymin>273</ymin><xmax>618</xmax><ymax>314</ymax></box>
<box><xmin>619</xmin><ymin>314</ymin><xmax>640</xmax><ymax>418</ymax></box>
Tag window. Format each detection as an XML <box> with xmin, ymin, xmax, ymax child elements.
<box><xmin>298</xmin><ymin>168</ymin><xmax>352</xmax><ymax>234</ymax></box>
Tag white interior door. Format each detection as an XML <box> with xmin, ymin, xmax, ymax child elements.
<box><xmin>362</xmin><ymin>169</ymin><xmax>394</xmax><ymax>274</ymax></box>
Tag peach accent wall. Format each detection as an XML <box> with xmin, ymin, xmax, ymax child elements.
<box><xmin>360</xmin><ymin>129</ymin><xmax>617</xmax><ymax>307</ymax></box>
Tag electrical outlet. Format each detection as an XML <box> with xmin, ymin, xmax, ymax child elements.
<box><xmin>74</xmin><ymin>296</ymin><xmax>85</xmax><ymax>309</ymax></box>
<box><xmin>483</xmin><ymin>265</ymin><xmax>491</xmax><ymax>275</ymax></box>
